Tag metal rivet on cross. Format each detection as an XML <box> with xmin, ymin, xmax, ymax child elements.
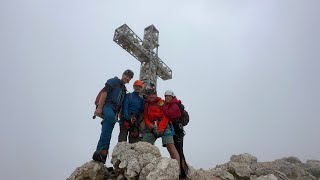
<box><xmin>113</xmin><ymin>24</ymin><xmax>172</xmax><ymax>91</ymax></box>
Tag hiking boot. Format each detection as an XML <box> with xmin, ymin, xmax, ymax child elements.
<box><xmin>179</xmin><ymin>175</ymin><xmax>187</xmax><ymax>180</ymax></box>
<box><xmin>92</xmin><ymin>149</ymin><xmax>107</xmax><ymax>164</ymax></box>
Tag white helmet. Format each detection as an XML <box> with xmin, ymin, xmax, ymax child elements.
<box><xmin>164</xmin><ymin>90</ymin><xmax>175</xmax><ymax>97</ymax></box>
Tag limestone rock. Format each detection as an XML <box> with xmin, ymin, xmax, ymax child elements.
<box><xmin>209</xmin><ymin>166</ymin><xmax>235</xmax><ymax>180</ymax></box>
<box><xmin>111</xmin><ymin>142</ymin><xmax>178</xmax><ymax>180</ymax></box>
<box><xmin>187</xmin><ymin>166</ymin><xmax>224</xmax><ymax>180</ymax></box>
<box><xmin>255</xmin><ymin>159</ymin><xmax>315</xmax><ymax>180</ymax></box>
<box><xmin>230</xmin><ymin>153</ymin><xmax>258</xmax><ymax>164</ymax></box>
<box><xmin>228</xmin><ymin>161</ymin><xmax>254</xmax><ymax>177</ymax></box>
<box><xmin>67</xmin><ymin>160</ymin><xmax>108</xmax><ymax>180</ymax></box>
<box><xmin>304</xmin><ymin>160</ymin><xmax>320</xmax><ymax>178</ymax></box>
<box><xmin>282</xmin><ymin>156</ymin><xmax>302</xmax><ymax>164</ymax></box>
<box><xmin>140</xmin><ymin>157</ymin><xmax>179</xmax><ymax>180</ymax></box>
<box><xmin>254</xmin><ymin>168</ymin><xmax>287</xmax><ymax>180</ymax></box>
<box><xmin>250</xmin><ymin>174</ymin><xmax>278</xmax><ymax>180</ymax></box>
<box><xmin>68</xmin><ymin>148</ymin><xmax>320</xmax><ymax>180</ymax></box>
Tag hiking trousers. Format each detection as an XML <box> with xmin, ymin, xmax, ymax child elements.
<box><xmin>96</xmin><ymin>106</ymin><xmax>116</xmax><ymax>151</ymax></box>
<box><xmin>142</xmin><ymin>124</ymin><xmax>174</xmax><ymax>147</ymax></box>
<box><xmin>173</xmin><ymin>121</ymin><xmax>188</xmax><ymax>178</ymax></box>
<box><xmin>118</xmin><ymin>122</ymin><xmax>140</xmax><ymax>143</ymax></box>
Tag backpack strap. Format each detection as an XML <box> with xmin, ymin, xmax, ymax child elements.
<box><xmin>157</xmin><ymin>100</ymin><xmax>165</xmax><ymax>108</ymax></box>
<box><xmin>177</xmin><ymin>102</ymin><xmax>185</xmax><ymax>111</ymax></box>
<box><xmin>146</xmin><ymin>100</ymin><xmax>165</xmax><ymax>116</ymax></box>
<box><xmin>129</xmin><ymin>93</ymin><xmax>133</xmax><ymax>104</ymax></box>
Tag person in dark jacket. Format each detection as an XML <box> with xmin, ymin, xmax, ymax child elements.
<box><xmin>162</xmin><ymin>90</ymin><xmax>188</xmax><ymax>180</ymax></box>
<box><xmin>118</xmin><ymin>80</ymin><xmax>145</xmax><ymax>143</ymax></box>
<box><xmin>92</xmin><ymin>69</ymin><xmax>133</xmax><ymax>164</ymax></box>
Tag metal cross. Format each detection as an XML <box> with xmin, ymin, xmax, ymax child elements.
<box><xmin>113</xmin><ymin>24</ymin><xmax>172</xmax><ymax>90</ymax></box>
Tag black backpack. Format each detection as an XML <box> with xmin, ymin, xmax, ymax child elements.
<box><xmin>177</xmin><ymin>103</ymin><xmax>189</xmax><ymax>126</ymax></box>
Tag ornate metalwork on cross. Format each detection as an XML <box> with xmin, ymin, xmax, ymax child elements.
<box><xmin>113</xmin><ymin>24</ymin><xmax>172</xmax><ymax>91</ymax></box>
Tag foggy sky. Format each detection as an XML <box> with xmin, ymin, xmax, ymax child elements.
<box><xmin>1</xmin><ymin>0</ymin><xmax>319</xmax><ymax>179</ymax></box>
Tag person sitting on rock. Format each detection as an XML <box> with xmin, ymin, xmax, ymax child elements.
<box><xmin>142</xmin><ymin>89</ymin><xmax>180</xmax><ymax>170</ymax></box>
<box><xmin>118</xmin><ymin>80</ymin><xmax>145</xmax><ymax>143</ymax></box>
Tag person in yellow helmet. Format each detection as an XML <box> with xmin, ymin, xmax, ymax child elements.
<box><xmin>118</xmin><ymin>80</ymin><xmax>146</xmax><ymax>143</ymax></box>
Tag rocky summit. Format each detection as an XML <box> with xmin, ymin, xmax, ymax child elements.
<box><xmin>68</xmin><ymin>142</ymin><xmax>320</xmax><ymax>180</ymax></box>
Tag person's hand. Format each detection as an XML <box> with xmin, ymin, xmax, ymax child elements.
<box><xmin>147</xmin><ymin>124</ymin><xmax>154</xmax><ymax>130</ymax></box>
<box><xmin>123</xmin><ymin>121</ymin><xmax>130</xmax><ymax>130</ymax></box>
<box><xmin>152</xmin><ymin>128</ymin><xmax>163</xmax><ymax>138</ymax></box>
<box><xmin>95</xmin><ymin>108</ymin><xmax>103</xmax><ymax>118</ymax></box>
<box><xmin>157</xmin><ymin>130</ymin><xmax>164</xmax><ymax>137</ymax></box>
<box><xmin>131</xmin><ymin>116</ymin><xmax>137</xmax><ymax>124</ymax></box>
<box><xmin>130</xmin><ymin>131</ymin><xmax>139</xmax><ymax>138</ymax></box>
<box><xmin>158</xmin><ymin>131</ymin><xmax>164</xmax><ymax>137</ymax></box>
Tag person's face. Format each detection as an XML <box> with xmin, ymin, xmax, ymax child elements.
<box><xmin>133</xmin><ymin>85</ymin><xmax>142</xmax><ymax>92</ymax></box>
<box><xmin>122</xmin><ymin>74</ymin><xmax>132</xmax><ymax>84</ymax></box>
<box><xmin>165</xmin><ymin>95</ymin><xmax>173</xmax><ymax>103</ymax></box>
<box><xmin>147</xmin><ymin>93</ymin><xmax>157</xmax><ymax>102</ymax></box>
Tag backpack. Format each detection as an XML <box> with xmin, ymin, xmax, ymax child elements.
<box><xmin>95</xmin><ymin>89</ymin><xmax>104</xmax><ymax>107</ymax></box>
<box><xmin>94</xmin><ymin>81</ymin><xmax>126</xmax><ymax>107</ymax></box>
<box><xmin>93</xmin><ymin>81</ymin><xmax>126</xmax><ymax>119</ymax></box>
<box><xmin>177</xmin><ymin>103</ymin><xmax>189</xmax><ymax>126</ymax></box>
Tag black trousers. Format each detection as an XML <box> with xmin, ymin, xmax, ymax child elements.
<box><xmin>173</xmin><ymin>121</ymin><xmax>188</xmax><ymax>178</ymax></box>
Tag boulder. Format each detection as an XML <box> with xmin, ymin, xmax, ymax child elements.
<box><xmin>67</xmin><ymin>160</ymin><xmax>108</xmax><ymax>180</ymax></box>
<box><xmin>304</xmin><ymin>160</ymin><xmax>320</xmax><ymax>178</ymax></box>
<box><xmin>230</xmin><ymin>153</ymin><xmax>258</xmax><ymax>164</ymax></box>
<box><xmin>282</xmin><ymin>156</ymin><xmax>302</xmax><ymax>164</ymax></box>
<box><xmin>111</xmin><ymin>142</ymin><xmax>178</xmax><ymax>180</ymax></box>
<box><xmin>68</xmin><ymin>147</ymin><xmax>320</xmax><ymax>180</ymax></box>
<box><xmin>250</xmin><ymin>174</ymin><xmax>278</xmax><ymax>180</ymax></box>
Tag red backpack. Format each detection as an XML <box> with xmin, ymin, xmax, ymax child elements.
<box><xmin>94</xmin><ymin>81</ymin><xmax>124</xmax><ymax>107</ymax></box>
<box><xmin>95</xmin><ymin>89</ymin><xmax>104</xmax><ymax>107</ymax></box>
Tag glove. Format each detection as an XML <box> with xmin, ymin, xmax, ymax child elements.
<box><xmin>130</xmin><ymin>131</ymin><xmax>139</xmax><ymax>139</ymax></box>
<box><xmin>130</xmin><ymin>116</ymin><xmax>137</xmax><ymax>124</ymax></box>
<box><xmin>123</xmin><ymin>121</ymin><xmax>130</xmax><ymax>130</ymax></box>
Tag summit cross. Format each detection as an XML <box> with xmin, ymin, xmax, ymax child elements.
<box><xmin>113</xmin><ymin>24</ymin><xmax>172</xmax><ymax>90</ymax></box>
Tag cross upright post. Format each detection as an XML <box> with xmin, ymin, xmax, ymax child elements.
<box><xmin>113</xmin><ymin>24</ymin><xmax>172</xmax><ymax>91</ymax></box>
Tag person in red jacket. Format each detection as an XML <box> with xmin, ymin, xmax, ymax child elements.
<box><xmin>142</xmin><ymin>89</ymin><xmax>180</xmax><ymax>168</ymax></box>
<box><xmin>162</xmin><ymin>90</ymin><xmax>188</xmax><ymax>180</ymax></box>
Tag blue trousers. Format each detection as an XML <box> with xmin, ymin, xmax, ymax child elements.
<box><xmin>96</xmin><ymin>106</ymin><xmax>116</xmax><ymax>151</ymax></box>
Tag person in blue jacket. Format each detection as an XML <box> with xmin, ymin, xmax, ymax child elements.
<box><xmin>92</xmin><ymin>69</ymin><xmax>133</xmax><ymax>164</ymax></box>
<box><xmin>118</xmin><ymin>80</ymin><xmax>146</xmax><ymax>143</ymax></box>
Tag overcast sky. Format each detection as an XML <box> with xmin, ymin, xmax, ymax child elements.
<box><xmin>1</xmin><ymin>0</ymin><xmax>320</xmax><ymax>179</ymax></box>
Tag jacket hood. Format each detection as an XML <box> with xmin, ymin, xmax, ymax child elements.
<box><xmin>169</xmin><ymin>97</ymin><xmax>181</xmax><ymax>105</ymax></box>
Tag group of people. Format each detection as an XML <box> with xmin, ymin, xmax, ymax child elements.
<box><xmin>92</xmin><ymin>69</ymin><xmax>188</xmax><ymax>179</ymax></box>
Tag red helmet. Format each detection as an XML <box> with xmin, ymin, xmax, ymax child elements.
<box><xmin>133</xmin><ymin>80</ymin><xmax>143</xmax><ymax>87</ymax></box>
